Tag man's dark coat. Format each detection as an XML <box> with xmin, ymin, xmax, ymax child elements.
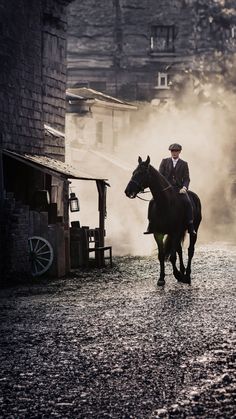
<box><xmin>159</xmin><ymin>158</ymin><xmax>190</xmax><ymax>189</ymax></box>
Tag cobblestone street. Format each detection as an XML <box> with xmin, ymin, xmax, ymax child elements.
<box><xmin>0</xmin><ymin>242</ymin><xmax>235</xmax><ymax>418</ymax></box>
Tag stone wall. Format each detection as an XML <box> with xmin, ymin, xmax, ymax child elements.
<box><xmin>67</xmin><ymin>0</ymin><xmax>236</xmax><ymax>100</ymax></box>
<box><xmin>0</xmin><ymin>0</ymin><xmax>70</xmax><ymax>158</ymax></box>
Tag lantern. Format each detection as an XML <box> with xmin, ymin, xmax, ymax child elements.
<box><xmin>69</xmin><ymin>192</ymin><xmax>80</xmax><ymax>212</ymax></box>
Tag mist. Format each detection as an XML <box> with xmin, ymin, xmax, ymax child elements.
<box><xmin>69</xmin><ymin>86</ymin><xmax>236</xmax><ymax>256</ymax></box>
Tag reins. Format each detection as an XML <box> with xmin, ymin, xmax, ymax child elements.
<box><xmin>136</xmin><ymin>185</ymin><xmax>172</xmax><ymax>202</ymax></box>
<box><xmin>162</xmin><ymin>185</ymin><xmax>172</xmax><ymax>192</ymax></box>
<box><xmin>137</xmin><ymin>191</ymin><xmax>152</xmax><ymax>202</ymax></box>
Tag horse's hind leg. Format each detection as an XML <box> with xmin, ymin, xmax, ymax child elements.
<box><xmin>169</xmin><ymin>250</ymin><xmax>180</xmax><ymax>280</ymax></box>
<box><xmin>185</xmin><ymin>233</ymin><xmax>197</xmax><ymax>283</ymax></box>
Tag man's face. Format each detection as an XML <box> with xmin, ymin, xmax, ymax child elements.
<box><xmin>171</xmin><ymin>149</ymin><xmax>181</xmax><ymax>159</ymax></box>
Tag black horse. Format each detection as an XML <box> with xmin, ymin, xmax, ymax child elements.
<box><xmin>125</xmin><ymin>156</ymin><xmax>202</xmax><ymax>286</ymax></box>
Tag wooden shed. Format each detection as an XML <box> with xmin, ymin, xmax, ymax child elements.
<box><xmin>1</xmin><ymin>149</ymin><xmax>111</xmax><ymax>278</ymax></box>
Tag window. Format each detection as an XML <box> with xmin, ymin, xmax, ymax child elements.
<box><xmin>156</xmin><ymin>72</ymin><xmax>169</xmax><ymax>89</ymax></box>
<box><xmin>150</xmin><ymin>25</ymin><xmax>175</xmax><ymax>52</ymax></box>
<box><xmin>96</xmin><ymin>121</ymin><xmax>103</xmax><ymax>146</ymax></box>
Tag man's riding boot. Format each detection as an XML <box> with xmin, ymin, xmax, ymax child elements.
<box><xmin>188</xmin><ymin>221</ymin><xmax>196</xmax><ymax>235</ymax></box>
<box><xmin>143</xmin><ymin>223</ymin><xmax>154</xmax><ymax>234</ymax></box>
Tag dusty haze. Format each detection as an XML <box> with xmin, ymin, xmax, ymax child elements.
<box><xmin>69</xmin><ymin>87</ymin><xmax>236</xmax><ymax>256</ymax></box>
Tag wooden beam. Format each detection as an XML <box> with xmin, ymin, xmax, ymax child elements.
<box><xmin>96</xmin><ymin>180</ymin><xmax>106</xmax><ymax>247</ymax></box>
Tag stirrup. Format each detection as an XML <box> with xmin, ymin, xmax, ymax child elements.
<box><xmin>143</xmin><ymin>225</ymin><xmax>153</xmax><ymax>234</ymax></box>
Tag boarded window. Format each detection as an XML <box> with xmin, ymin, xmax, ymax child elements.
<box><xmin>150</xmin><ymin>25</ymin><xmax>175</xmax><ymax>52</ymax></box>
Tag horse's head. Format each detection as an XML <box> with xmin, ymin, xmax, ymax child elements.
<box><xmin>125</xmin><ymin>156</ymin><xmax>150</xmax><ymax>199</ymax></box>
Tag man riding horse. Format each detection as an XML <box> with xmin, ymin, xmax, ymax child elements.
<box><xmin>125</xmin><ymin>154</ymin><xmax>201</xmax><ymax>284</ymax></box>
<box><xmin>144</xmin><ymin>143</ymin><xmax>196</xmax><ymax>236</ymax></box>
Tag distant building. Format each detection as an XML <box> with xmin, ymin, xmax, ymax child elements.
<box><xmin>66</xmin><ymin>87</ymin><xmax>137</xmax><ymax>161</ymax></box>
<box><xmin>67</xmin><ymin>0</ymin><xmax>236</xmax><ymax>102</ymax></box>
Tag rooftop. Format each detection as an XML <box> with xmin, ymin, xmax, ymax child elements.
<box><xmin>66</xmin><ymin>87</ymin><xmax>137</xmax><ymax>109</ymax></box>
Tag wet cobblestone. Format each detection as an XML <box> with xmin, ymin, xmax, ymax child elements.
<box><xmin>0</xmin><ymin>242</ymin><xmax>235</xmax><ymax>418</ymax></box>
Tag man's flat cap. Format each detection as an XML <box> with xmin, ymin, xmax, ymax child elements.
<box><xmin>169</xmin><ymin>143</ymin><xmax>182</xmax><ymax>151</ymax></box>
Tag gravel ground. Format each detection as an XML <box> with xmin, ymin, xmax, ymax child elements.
<box><xmin>0</xmin><ymin>242</ymin><xmax>235</xmax><ymax>418</ymax></box>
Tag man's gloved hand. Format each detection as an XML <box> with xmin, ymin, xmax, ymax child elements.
<box><xmin>179</xmin><ymin>187</ymin><xmax>187</xmax><ymax>194</ymax></box>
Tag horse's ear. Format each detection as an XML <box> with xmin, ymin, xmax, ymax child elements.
<box><xmin>146</xmin><ymin>155</ymin><xmax>150</xmax><ymax>165</ymax></box>
<box><xmin>138</xmin><ymin>156</ymin><xmax>142</xmax><ymax>164</ymax></box>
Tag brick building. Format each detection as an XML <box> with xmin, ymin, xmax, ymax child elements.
<box><xmin>0</xmin><ymin>0</ymin><xmax>109</xmax><ymax>280</ymax></box>
<box><xmin>67</xmin><ymin>0</ymin><xmax>236</xmax><ymax>102</ymax></box>
<box><xmin>0</xmin><ymin>0</ymin><xmax>73</xmax><ymax>280</ymax></box>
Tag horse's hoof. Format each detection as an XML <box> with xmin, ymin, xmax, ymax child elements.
<box><xmin>179</xmin><ymin>276</ymin><xmax>191</xmax><ymax>284</ymax></box>
<box><xmin>157</xmin><ymin>279</ymin><xmax>165</xmax><ymax>286</ymax></box>
<box><xmin>175</xmin><ymin>271</ymin><xmax>184</xmax><ymax>281</ymax></box>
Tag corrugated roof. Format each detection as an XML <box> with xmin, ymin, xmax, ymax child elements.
<box><xmin>67</xmin><ymin>87</ymin><xmax>136</xmax><ymax>108</ymax></box>
<box><xmin>3</xmin><ymin>149</ymin><xmax>107</xmax><ymax>182</ymax></box>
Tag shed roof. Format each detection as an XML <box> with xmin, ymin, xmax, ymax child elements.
<box><xmin>67</xmin><ymin>87</ymin><xmax>137</xmax><ymax>109</ymax></box>
<box><xmin>3</xmin><ymin>149</ymin><xmax>107</xmax><ymax>182</ymax></box>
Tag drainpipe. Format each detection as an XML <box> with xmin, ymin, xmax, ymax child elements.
<box><xmin>0</xmin><ymin>134</ymin><xmax>4</xmax><ymax>278</ymax></box>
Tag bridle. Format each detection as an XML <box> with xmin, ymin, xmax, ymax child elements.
<box><xmin>129</xmin><ymin>178</ymin><xmax>145</xmax><ymax>191</ymax></box>
<box><xmin>130</xmin><ymin>173</ymin><xmax>172</xmax><ymax>202</ymax></box>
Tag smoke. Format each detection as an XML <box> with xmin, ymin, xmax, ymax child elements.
<box><xmin>69</xmin><ymin>85</ymin><xmax>236</xmax><ymax>256</ymax></box>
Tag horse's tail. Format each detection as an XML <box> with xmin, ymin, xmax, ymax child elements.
<box><xmin>188</xmin><ymin>191</ymin><xmax>202</xmax><ymax>231</ymax></box>
<box><xmin>164</xmin><ymin>232</ymin><xmax>186</xmax><ymax>261</ymax></box>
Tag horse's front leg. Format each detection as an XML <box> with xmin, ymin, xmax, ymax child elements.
<box><xmin>169</xmin><ymin>237</ymin><xmax>184</xmax><ymax>281</ymax></box>
<box><xmin>177</xmin><ymin>242</ymin><xmax>185</xmax><ymax>276</ymax></box>
<box><xmin>154</xmin><ymin>233</ymin><xmax>165</xmax><ymax>286</ymax></box>
<box><xmin>185</xmin><ymin>232</ymin><xmax>197</xmax><ymax>283</ymax></box>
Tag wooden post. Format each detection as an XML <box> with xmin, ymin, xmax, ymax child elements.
<box><xmin>96</xmin><ymin>180</ymin><xmax>107</xmax><ymax>267</ymax></box>
<box><xmin>96</xmin><ymin>180</ymin><xmax>106</xmax><ymax>247</ymax></box>
<box><xmin>0</xmin><ymin>142</ymin><xmax>4</xmax><ymax>278</ymax></box>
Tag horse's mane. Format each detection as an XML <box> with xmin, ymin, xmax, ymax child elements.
<box><xmin>148</xmin><ymin>164</ymin><xmax>171</xmax><ymax>191</ymax></box>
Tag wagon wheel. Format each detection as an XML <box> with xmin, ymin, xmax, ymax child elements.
<box><xmin>28</xmin><ymin>236</ymin><xmax>54</xmax><ymax>277</ymax></box>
